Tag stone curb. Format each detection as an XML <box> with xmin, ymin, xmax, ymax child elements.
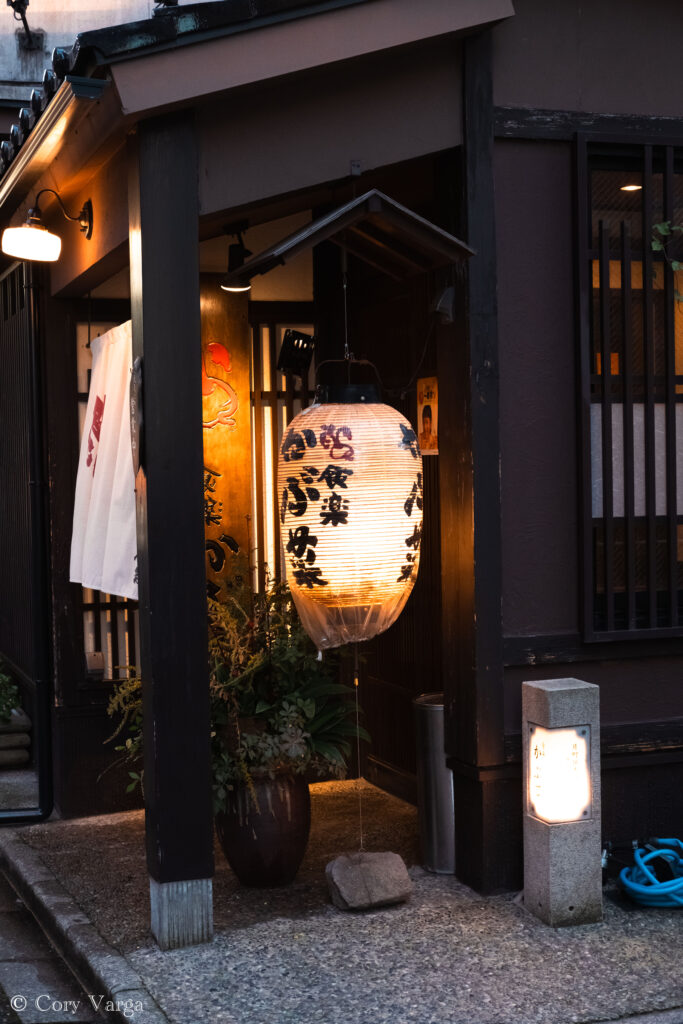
<box><xmin>613</xmin><ymin>1012</ymin><xmax>683</xmax><ymax>1024</ymax></box>
<box><xmin>0</xmin><ymin>829</ymin><xmax>169</xmax><ymax>1024</ymax></box>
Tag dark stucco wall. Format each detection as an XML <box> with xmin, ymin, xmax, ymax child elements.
<box><xmin>496</xmin><ymin>138</ymin><xmax>577</xmax><ymax>638</ymax></box>
<box><xmin>504</xmin><ymin>659</ymin><xmax>683</xmax><ymax>733</ymax></box>
<box><xmin>495</xmin><ymin>138</ymin><xmax>683</xmax><ymax>734</ymax></box>
<box><xmin>493</xmin><ymin>0</ymin><xmax>683</xmax><ymax>116</ymax></box>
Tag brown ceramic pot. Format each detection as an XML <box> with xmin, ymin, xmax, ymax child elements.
<box><xmin>215</xmin><ymin>772</ymin><xmax>311</xmax><ymax>887</ymax></box>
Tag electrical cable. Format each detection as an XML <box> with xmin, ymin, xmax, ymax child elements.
<box><xmin>619</xmin><ymin>838</ymin><xmax>683</xmax><ymax>907</ymax></box>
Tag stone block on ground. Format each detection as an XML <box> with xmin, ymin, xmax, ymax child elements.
<box><xmin>0</xmin><ymin>732</ymin><xmax>30</xmax><ymax>749</ymax></box>
<box><xmin>0</xmin><ymin>709</ymin><xmax>31</xmax><ymax>734</ymax></box>
<box><xmin>326</xmin><ymin>851</ymin><xmax>413</xmax><ymax>910</ymax></box>
<box><xmin>0</xmin><ymin>748</ymin><xmax>30</xmax><ymax>767</ymax></box>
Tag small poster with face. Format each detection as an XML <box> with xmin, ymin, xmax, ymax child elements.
<box><xmin>417</xmin><ymin>376</ymin><xmax>438</xmax><ymax>455</ymax></box>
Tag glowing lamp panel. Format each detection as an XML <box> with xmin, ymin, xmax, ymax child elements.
<box><xmin>528</xmin><ymin>724</ymin><xmax>591</xmax><ymax>824</ymax></box>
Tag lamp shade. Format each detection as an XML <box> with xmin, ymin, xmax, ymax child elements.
<box><xmin>277</xmin><ymin>393</ymin><xmax>423</xmax><ymax>648</ymax></box>
<box><xmin>1</xmin><ymin>223</ymin><xmax>61</xmax><ymax>262</ymax></box>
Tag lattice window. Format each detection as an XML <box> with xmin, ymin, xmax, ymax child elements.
<box><xmin>578</xmin><ymin>139</ymin><xmax>683</xmax><ymax>637</ymax></box>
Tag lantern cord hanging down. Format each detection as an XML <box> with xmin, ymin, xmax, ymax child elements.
<box><xmin>353</xmin><ymin>643</ymin><xmax>365</xmax><ymax>852</ymax></box>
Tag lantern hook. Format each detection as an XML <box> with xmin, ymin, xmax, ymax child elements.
<box><xmin>315</xmin><ymin>357</ymin><xmax>383</xmax><ymax>395</ymax></box>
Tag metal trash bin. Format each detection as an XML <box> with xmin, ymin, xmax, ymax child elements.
<box><xmin>413</xmin><ymin>692</ymin><xmax>455</xmax><ymax>874</ymax></box>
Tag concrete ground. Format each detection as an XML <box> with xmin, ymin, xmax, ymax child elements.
<box><xmin>0</xmin><ymin>772</ymin><xmax>38</xmax><ymax>812</ymax></box>
<box><xmin>0</xmin><ymin>873</ymin><xmax>99</xmax><ymax>1024</ymax></box>
<box><xmin>0</xmin><ymin>780</ymin><xmax>681</xmax><ymax>1024</ymax></box>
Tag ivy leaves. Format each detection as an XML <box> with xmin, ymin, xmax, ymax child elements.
<box><xmin>652</xmin><ymin>221</ymin><xmax>683</xmax><ymax>302</ymax></box>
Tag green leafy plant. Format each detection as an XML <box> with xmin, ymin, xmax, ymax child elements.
<box><xmin>106</xmin><ymin>583</ymin><xmax>368</xmax><ymax>813</ymax></box>
<box><xmin>0</xmin><ymin>662</ymin><xmax>19</xmax><ymax>724</ymax></box>
<box><xmin>103</xmin><ymin>673</ymin><xmax>143</xmax><ymax>794</ymax></box>
<box><xmin>652</xmin><ymin>221</ymin><xmax>683</xmax><ymax>302</ymax></box>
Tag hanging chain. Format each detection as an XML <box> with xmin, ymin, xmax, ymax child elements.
<box><xmin>354</xmin><ymin>642</ymin><xmax>365</xmax><ymax>852</ymax></box>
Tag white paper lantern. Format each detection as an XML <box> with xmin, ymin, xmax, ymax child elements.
<box><xmin>277</xmin><ymin>391</ymin><xmax>423</xmax><ymax>648</ymax></box>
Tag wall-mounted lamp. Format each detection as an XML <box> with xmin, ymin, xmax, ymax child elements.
<box><xmin>1</xmin><ymin>189</ymin><xmax>93</xmax><ymax>262</ymax></box>
<box><xmin>220</xmin><ymin>225</ymin><xmax>252</xmax><ymax>293</ymax></box>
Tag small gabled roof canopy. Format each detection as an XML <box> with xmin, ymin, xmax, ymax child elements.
<box><xmin>222</xmin><ymin>189</ymin><xmax>475</xmax><ymax>287</ymax></box>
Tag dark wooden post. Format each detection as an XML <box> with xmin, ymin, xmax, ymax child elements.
<box><xmin>439</xmin><ymin>29</ymin><xmax>521</xmax><ymax>893</ymax></box>
<box><xmin>128</xmin><ymin>111</ymin><xmax>214</xmax><ymax>947</ymax></box>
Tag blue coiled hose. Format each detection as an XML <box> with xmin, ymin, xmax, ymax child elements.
<box><xmin>620</xmin><ymin>839</ymin><xmax>683</xmax><ymax>907</ymax></box>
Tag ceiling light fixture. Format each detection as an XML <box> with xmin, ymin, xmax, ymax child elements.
<box><xmin>620</xmin><ymin>184</ymin><xmax>642</xmax><ymax>192</ymax></box>
<box><xmin>1</xmin><ymin>188</ymin><xmax>93</xmax><ymax>262</ymax></box>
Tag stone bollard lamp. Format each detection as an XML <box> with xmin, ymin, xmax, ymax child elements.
<box><xmin>522</xmin><ymin>678</ymin><xmax>602</xmax><ymax>927</ymax></box>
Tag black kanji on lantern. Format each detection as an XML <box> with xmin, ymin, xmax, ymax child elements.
<box><xmin>404</xmin><ymin>473</ymin><xmax>423</xmax><ymax>517</ymax></box>
<box><xmin>320</xmin><ymin>424</ymin><xmax>354</xmax><ymax>461</ymax></box>
<box><xmin>319</xmin><ymin>464</ymin><xmax>354</xmax><ymax>490</ymax></box>
<box><xmin>280</xmin><ymin>470</ymin><xmax>321</xmax><ymax>521</ymax></box>
<box><xmin>281</xmin><ymin>427</ymin><xmax>317</xmax><ymax>462</ymax></box>
<box><xmin>397</xmin><ymin>552</ymin><xmax>418</xmax><ymax>583</ymax></box>
<box><xmin>405</xmin><ymin>523</ymin><xmax>422</xmax><ymax>549</ymax></box>
<box><xmin>398</xmin><ymin>423</ymin><xmax>420</xmax><ymax>459</ymax></box>
<box><xmin>286</xmin><ymin>525</ymin><xmax>318</xmax><ymax>563</ymax></box>
<box><xmin>320</xmin><ymin>491</ymin><xmax>349</xmax><ymax>526</ymax></box>
<box><xmin>291</xmin><ymin>560</ymin><xmax>329</xmax><ymax>588</ymax></box>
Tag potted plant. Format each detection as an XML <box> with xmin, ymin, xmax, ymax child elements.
<box><xmin>0</xmin><ymin>660</ymin><xmax>32</xmax><ymax>770</ymax></box>
<box><xmin>0</xmin><ymin>662</ymin><xmax>19</xmax><ymax>725</ymax></box>
<box><xmin>106</xmin><ymin>581</ymin><xmax>366</xmax><ymax>887</ymax></box>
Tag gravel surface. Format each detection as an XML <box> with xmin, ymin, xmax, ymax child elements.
<box><xmin>18</xmin><ymin>781</ymin><xmax>419</xmax><ymax>951</ymax></box>
<box><xmin>11</xmin><ymin>781</ymin><xmax>683</xmax><ymax>1024</ymax></box>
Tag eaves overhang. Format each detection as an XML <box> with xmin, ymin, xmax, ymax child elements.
<box><xmin>0</xmin><ymin>76</ymin><xmax>110</xmax><ymax>223</ymax></box>
<box><xmin>71</xmin><ymin>0</ymin><xmax>375</xmax><ymax>74</ymax></box>
<box><xmin>96</xmin><ymin>0</ymin><xmax>515</xmax><ymax>118</ymax></box>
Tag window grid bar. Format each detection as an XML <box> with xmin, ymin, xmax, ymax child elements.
<box><xmin>664</xmin><ymin>146</ymin><xmax>679</xmax><ymax>626</ymax></box>
<box><xmin>580</xmin><ymin>138</ymin><xmax>683</xmax><ymax>638</ymax></box>
<box><xmin>576</xmin><ymin>135</ymin><xmax>595</xmax><ymax>640</ymax></box>
<box><xmin>620</xmin><ymin>222</ymin><xmax>637</xmax><ymax>629</ymax></box>
<box><xmin>598</xmin><ymin>220</ymin><xmax>615</xmax><ymax>630</ymax></box>
<box><xmin>641</xmin><ymin>145</ymin><xmax>658</xmax><ymax>627</ymax></box>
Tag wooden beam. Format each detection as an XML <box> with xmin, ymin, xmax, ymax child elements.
<box><xmin>438</xmin><ymin>28</ymin><xmax>508</xmax><ymax>893</ymax></box>
<box><xmin>494</xmin><ymin>106</ymin><xmax>683</xmax><ymax>141</ymax></box>
<box><xmin>452</xmin><ymin>27</ymin><xmax>504</xmax><ymax>767</ymax></box>
<box><xmin>128</xmin><ymin>112</ymin><xmax>213</xmax><ymax>948</ymax></box>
